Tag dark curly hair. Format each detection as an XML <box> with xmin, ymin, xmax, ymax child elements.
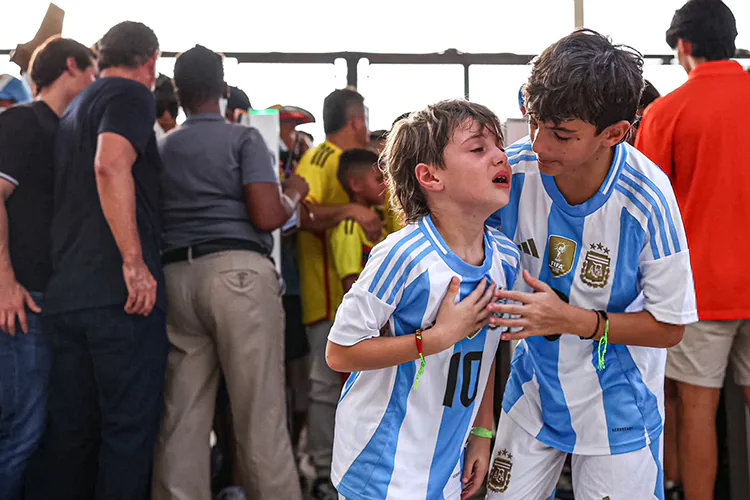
<box><xmin>524</xmin><ymin>29</ymin><xmax>644</xmax><ymax>134</ymax></box>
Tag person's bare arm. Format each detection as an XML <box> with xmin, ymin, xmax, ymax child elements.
<box><xmin>301</xmin><ymin>202</ymin><xmax>383</xmax><ymax>242</ymax></box>
<box><xmin>0</xmin><ymin>180</ymin><xmax>40</xmax><ymax>334</ymax></box>
<box><xmin>489</xmin><ymin>269</ymin><xmax>684</xmax><ymax>347</ymax></box>
<box><xmin>461</xmin><ymin>360</ymin><xmax>496</xmax><ymax>499</ymax></box>
<box><xmin>326</xmin><ymin>277</ymin><xmax>496</xmax><ymax>373</ymax></box>
<box><xmin>342</xmin><ymin>275</ymin><xmax>358</xmax><ymax>294</ymax></box>
<box><xmin>95</xmin><ymin>132</ymin><xmax>156</xmax><ymax>316</ymax></box>
<box><xmin>244</xmin><ymin>173</ymin><xmax>309</xmax><ymax>232</ymax></box>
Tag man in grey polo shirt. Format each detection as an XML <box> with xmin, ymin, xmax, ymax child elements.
<box><xmin>151</xmin><ymin>45</ymin><xmax>307</xmax><ymax>500</ymax></box>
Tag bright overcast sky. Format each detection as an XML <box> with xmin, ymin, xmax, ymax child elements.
<box><xmin>2</xmin><ymin>0</ymin><xmax>749</xmax><ymax>139</ymax></box>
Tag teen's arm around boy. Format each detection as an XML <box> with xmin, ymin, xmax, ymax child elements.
<box><xmin>488</xmin><ymin>269</ymin><xmax>684</xmax><ymax>346</ymax></box>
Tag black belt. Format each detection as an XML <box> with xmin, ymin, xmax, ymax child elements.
<box><xmin>162</xmin><ymin>238</ymin><xmax>269</xmax><ymax>265</ymax></box>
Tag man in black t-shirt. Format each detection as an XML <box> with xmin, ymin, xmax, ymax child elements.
<box><xmin>0</xmin><ymin>36</ymin><xmax>96</xmax><ymax>500</ymax></box>
<box><xmin>25</xmin><ymin>22</ymin><xmax>168</xmax><ymax>500</ymax></box>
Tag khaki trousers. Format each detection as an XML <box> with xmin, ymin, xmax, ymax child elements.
<box><xmin>153</xmin><ymin>250</ymin><xmax>301</xmax><ymax>500</ymax></box>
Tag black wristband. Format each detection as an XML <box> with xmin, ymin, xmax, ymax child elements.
<box><xmin>580</xmin><ymin>310</ymin><xmax>600</xmax><ymax>340</ymax></box>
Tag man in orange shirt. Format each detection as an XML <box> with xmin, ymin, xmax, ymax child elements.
<box><xmin>636</xmin><ymin>2</ymin><xmax>750</xmax><ymax>499</ymax></box>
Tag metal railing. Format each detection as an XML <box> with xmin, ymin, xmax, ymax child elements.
<box><xmin>0</xmin><ymin>48</ymin><xmax>678</xmax><ymax>98</ymax></box>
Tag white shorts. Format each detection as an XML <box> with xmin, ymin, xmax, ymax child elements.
<box><xmin>486</xmin><ymin>411</ymin><xmax>664</xmax><ymax>500</ymax></box>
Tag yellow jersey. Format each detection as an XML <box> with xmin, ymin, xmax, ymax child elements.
<box><xmin>380</xmin><ymin>192</ymin><xmax>403</xmax><ymax>236</ymax></box>
<box><xmin>296</xmin><ymin>141</ymin><xmax>348</xmax><ymax>325</ymax></box>
<box><xmin>330</xmin><ymin>217</ymin><xmax>384</xmax><ymax>282</ymax></box>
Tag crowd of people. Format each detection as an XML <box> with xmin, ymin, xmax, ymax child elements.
<box><xmin>0</xmin><ymin>1</ymin><xmax>749</xmax><ymax>500</ymax></box>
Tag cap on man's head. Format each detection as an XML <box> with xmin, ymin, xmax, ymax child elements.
<box><xmin>227</xmin><ymin>86</ymin><xmax>251</xmax><ymax>112</ymax></box>
<box><xmin>0</xmin><ymin>74</ymin><xmax>33</xmax><ymax>104</ymax></box>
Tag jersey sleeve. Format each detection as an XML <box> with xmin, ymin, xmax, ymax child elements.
<box><xmin>635</xmin><ymin>101</ymin><xmax>675</xmax><ymax>180</ymax></box>
<box><xmin>239</xmin><ymin>127</ymin><xmax>278</xmax><ymax>185</ymax></box>
<box><xmin>328</xmin><ymin>232</ymin><xmax>405</xmax><ymax>346</ymax></box>
<box><xmin>330</xmin><ymin>219</ymin><xmax>365</xmax><ymax>279</ymax></box>
<box><xmin>638</xmin><ymin>178</ymin><xmax>698</xmax><ymax>325</ymax></box>
<box><xmin>98</xmin><ymin>85</ymin><xmax>156</xmax><ymax>155</ymax></box>
<box><xmin>296</xmin><ymin>149</ymin><xmax>326</xmax><ymax>204</ymax></box>
<box><xmin>0</xmin><ymin>107</ymin><xmax>38</xmax><ymax>187</ymax></box>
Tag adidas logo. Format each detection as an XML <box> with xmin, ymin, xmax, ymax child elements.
<box><xmin>517</xmin><ymin>239</ymin><xmax>539</xmax><ymax>258</ymax></box>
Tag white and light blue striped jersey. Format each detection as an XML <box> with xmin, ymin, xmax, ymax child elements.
<box><xmin>487</xmin><ymin>137</ymin><xmax>698</xmax><ymax>456</ymax></box>
<box><xmin>329</xmin><ymin>214</ymin><xmax>520</xmax><ymax>500</ymax></box>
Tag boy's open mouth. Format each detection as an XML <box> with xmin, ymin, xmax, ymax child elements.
<box><xmin>492</xmin><ymin>173</ymin><xmax>509</xmax><ymax>185</ymax></box>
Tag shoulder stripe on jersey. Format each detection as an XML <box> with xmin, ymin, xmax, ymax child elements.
<box><xmin>311</xmin><ymin>145</ymin><xmax>326</xmax><ymax>166</ymax></box>
<box><xmin>491</xmin><ymin>233</ymin><xmax>517</xmax><ymax>251</ymax></box>
<box><xmin>495</xmin><ymin>244</ymin><xmax>521</xmax><ymax>262</ymax></box>
<box><xmin>624</xmin><ymin>164</ymin><xmax>681</xmax><ymax>253</ymax></box>
<box><xmin>506</xmin><ymin>142</ymin><xmax>532</xmax><ymax>156</ymax></box>
<box><xmin>420</xmin><ymin>218</ymin><xmax>448</xmax><ymax>254</ymax></box>
<box><xmin>600</xmin><ymin>142</ymin><xmax>625</xmax><ymax>196</ymax></box>
<box><xmin>508</xmin><ymin>154</ymin><xmax>537</xmax><ymax>166</ymax></box>
<box><xmin>615</xmin><ymin>184</ymin><xmax>661</xmax><ymax>259</ymax></box>
<box><xmin>496</xmin><ymin>242</ymin><xmax>521</xmax><ymax>261</ymax></box>
<box><xmin>488</xmin><ymin>228</ymin><xmax>504</xmax><ymax>243</ymax></box>
<box><xmin>310</xmin><ymin>145</ymin><xmax>323</xmax><ymax>165</ymax></box>
<box><xmin>487</xmin><ymin>228</ymin><xmax>517</xmax><ymax>247</ymax></box>
<box><xmin>619</xmin><ymin>174</ymin><xmax>672</xmax><ymax>257</ymax></box>
<box><xmin>315</xmin><ymin>144</ymin><xmax>333</xmax><ymax>166</ymax></box>
<box><xmin>492</xmin><ymin>235</ymin><xmax>521</xmax><ymax>260</ymax></box>
<box><xmin>375</xmin><ymin>236</ymin><xmax>431</xmax><ymax>301</ymax></box>
<box><xmin>318</xmin><ymin>148</ymin><xmax>334</xmax><ymax>168</ymax></box>
<box><xmin>367</xmin><ymin>230</ymin><xmax>422</xmax><ymax>295</ymax></box>
<box><xmin>385</xmin><ymin>243</ymin><xmax>435</xmax><ymax>305</ymax></box>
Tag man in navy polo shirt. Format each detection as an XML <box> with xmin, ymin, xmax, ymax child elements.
<box><xmin>27</xmin><ymin>22</ymin><xmax>168</xmax><ymax>500</ymax></box>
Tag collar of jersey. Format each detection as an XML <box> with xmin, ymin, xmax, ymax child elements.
<box><xmin>539</xmin><ymin>141</ymin><xmax>627</xmax><ymax>218</ymax></box>
<box><xmin>689</xmin><ymin>60</ymin><xmax>746</xmax><ymax>80</ymax></box>
<box><xmin>322</xmin><ymin>140</ymin><xmax>342</xmax><ymax>152</ymax></box>
<box><xmin>184</xmin><ymin>112</ymin><xmax>226</xmax><ymax>123</ymax></box>
<box><xmin>419</xmin><ymin>214</ymin><xmax>493</xmax><ymax>278</ymax></box>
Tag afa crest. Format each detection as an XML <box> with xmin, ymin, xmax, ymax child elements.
<box><xmin>488</xmin><ymin>448</ymin><xmax>513</xmax><ymax>493</ymax></box>
<box><xmin>580</xmin><ymin>243</ymin><xmax>611</xmax><ymax>289</ymax></box>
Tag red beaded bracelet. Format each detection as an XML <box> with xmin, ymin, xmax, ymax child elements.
<box><xmin>413</xmin><ymin>329</ymin><xmax>426</xmax><ymax>390</ymax></box>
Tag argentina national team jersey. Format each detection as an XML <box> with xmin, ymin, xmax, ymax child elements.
<box><xmin>487</xmin><ymin>137</ymin><xmax>698</xmax><ymax>456</ymax></box>
<box><xmin>329</xmin><ymin>215</ymin><xmax>520</xmax><ymax>499</ymax></box>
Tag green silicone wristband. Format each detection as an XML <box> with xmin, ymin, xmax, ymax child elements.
<box><xmin>470</xmin><ymin>427</ymin><xmax>494</xmax><ymax>439</ymax></box>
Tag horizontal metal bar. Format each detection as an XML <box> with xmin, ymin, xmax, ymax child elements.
<box><xmin>0</xmin><ymin>48</ymin><xmax>676</xmax><ymax>65</ymax></box>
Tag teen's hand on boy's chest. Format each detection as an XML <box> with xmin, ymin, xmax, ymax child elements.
<box><xmin>487</xmin><ymin>269</ymin><xmax>573</xmax><ymax>340</ymax></box>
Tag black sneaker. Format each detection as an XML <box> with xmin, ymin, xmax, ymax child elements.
<box><xmin>311</xmin><ymin>478</ymin><xmax>337</xmax><ymax>500</ymax></box>
<box><xmin>665</xmin><ymin>484</ymin><xmax>684</xmax><ymax>500</ymax></box>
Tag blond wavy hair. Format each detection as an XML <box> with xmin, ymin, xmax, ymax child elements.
<box><xmin>381</xmin><ymin>99</ymin><xmax>504</xmax><ymax>224</ymax></box>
